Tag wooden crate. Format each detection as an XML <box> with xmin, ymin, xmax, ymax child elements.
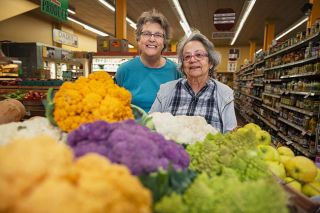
<box><xmin>22</xmin><ymin>100</ymin><xmax>45</xmax><ymax>117</ymax></box>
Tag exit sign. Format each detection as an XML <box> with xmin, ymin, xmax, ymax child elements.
<box><xmin>41</xmin><ymin>0</ymin><xmax>68</xmax><ymax>22</ymax></box>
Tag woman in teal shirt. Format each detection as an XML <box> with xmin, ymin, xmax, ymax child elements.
<box><xmin>115</xmin><ymin>9</ymin><xmax>182</xmax><ymax>112</ymax></box>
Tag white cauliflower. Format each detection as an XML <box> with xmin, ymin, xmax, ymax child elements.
<box><xmin>149</xmin><ymin>112</ymin><xmax>218</xmax><ymax>144</ymax></box>
<box><xmin>0</xmin><ymin>116</ymin><xmax>65</xmax><ymax>145</ymax></box>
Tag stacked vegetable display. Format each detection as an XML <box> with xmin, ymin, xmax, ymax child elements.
<box><xmin>0</xmin><ymin>136</ymin><xmax>152</xmax><ymax>213</ymax></box>
<box><xmin>2</xmin><ymin>71</ymin><xmax>317</xmax><ymax>212</ymax></box>
<box><xmin>47</xmin><ymin>71</ymin><xmax>134</xmax><ymax>132</ymax></box>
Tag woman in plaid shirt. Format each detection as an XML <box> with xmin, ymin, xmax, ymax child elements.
<box><xmin>149</xmin><ymin>30</ymin><xmax>237</xmax><ymax>133</ymax></box>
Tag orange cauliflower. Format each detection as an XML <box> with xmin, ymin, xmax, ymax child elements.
<box><xmin>53</xmin><ymin>72</ymin><xmax>134</xmax><ymax>132</ymax></box>
<box><xmin>0</xmin><ymin>136</ymin><xmax>152</xmax><ymax>213</ymax></box>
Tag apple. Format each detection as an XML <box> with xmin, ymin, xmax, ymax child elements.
<box><xmin>257</xmin><ymin>145</ymin><xmax>280</xmax><ymax>162</ymax></box>
<box><xmin>277</xmin><ymin>146</ymin><xmax>295</xmax><ymax>157</ymax></box>
<box><xmin>255</xmin><ymin>130</ymin><xmax>271</xmax><ymax>145</ymax></box>
<box><xmin>284</xmin><ymin>156</ymin><xmax>318</xmax><ymax>183</ymax></box>
<box><xmin>265</xmin><ymin>161</ymin><xmax>286</xmax><ymax>179</ymax></box>
<box><xmin>302</xmin><ymin>182</ymin><xmax>320</xmax><ymax>197</ymax></box>
<box><xmin>279</xmin><ymin>155</ymin><xmax>293</xmax><ymax>164</ymax></box>
<box><xmin>284</xmin><ymin>177</ymin><xmax>302</xmax><ymax>192</ymax></box>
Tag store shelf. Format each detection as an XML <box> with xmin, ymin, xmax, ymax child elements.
<box><xmin>279</xmin><ymin>103</ymin><xmax>315</xmax><ymax>116</ymax></box>
<box><xmin>264</xmin><ymin>55</ymin><xmax>319</xmax><ymax>71</ymax></box>
<box><xmin>277</xmin><ymin>133</ymin><xmax>315</xmax><ymax>158</ymax></box>
<box><xmin>283</xmin><ymin>90</ymin><xmax>320</xmax><ymax>96</ymax></box>
<box><xmin>253</xmin><ymin>74</ymin><xmax>264</xmax><ymax>78</ymax></box>
<box><xmin>265</xmin><ymin>32</ymin><xmax>320</xmax><ymax>59</ymax></box>
<box><xmin>277</xmin><ymin>132</ymin><xmax>293</xmax><ymax>145</ymax></box>
<box><xmin>248</xmin><ymin>94</ymin><xmax>262</xmax><ymax>101</ymax></box>
<box><xmin>263</xmin><ymin>79</ymin><xmax>282</xmax><ymax>83</ymax></box>
<box><xmin>280</xmin><ymin>71</ymin><xmax>320</xmax><ymax>79</ymax></box>
<box><xmin>262</xmin><ymin>92</ymin><xmax>281</xmax><ymax>99</ymax></box>
<box><xmin>291</xmin><ymin>143</ymin><xmax>315</xmax><ymax>158</ymax></box>
<box><xmin>252</xmin><ymin>84</ymin><xmax>264</xmax><ymax>87</ymax></box>
<box><xmin>278</xmin><ymin>117</ymin><xmax>313</xmax><ymax>136</ymax></box>
<box><xmin>252</xmin><ymin>111</ymin><xmax>278</xmax><ymax>131</ymax></box>
<box><xmin>262</xmin><ymin>104</ymin><xmax>280</xmax><ymax>113</ymax></box>
<box><xmin>254</xmin><ymin>60</ymin><xmax>265</xmax><ymax>66</ymax></box>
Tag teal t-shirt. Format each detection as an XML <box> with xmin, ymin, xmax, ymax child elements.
<box><xmin>115</xmin><ymin>56</ymin><xmax>182</xmax><ymax>112</ymax></box>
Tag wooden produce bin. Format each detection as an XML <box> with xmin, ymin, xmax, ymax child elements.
<box><xmin>21</xmin><ymin>100</ymin><xmax>45</xmax><ymax>117</ymax></box>
<box><xmin>0</xmin><ymin>85</ymin><xmax>59</xmax><ymax>118</ymax></box>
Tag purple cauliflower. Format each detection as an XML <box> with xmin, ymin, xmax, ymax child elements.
<box><xmin>67</xmin><ymin>119</ymin><xmax>190</xmax><ymax>175</ymax></box>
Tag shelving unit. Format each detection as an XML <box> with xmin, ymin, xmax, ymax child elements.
<box><xmin>216</xmin><ymin>71</ymin><xmax>234</xmax><ymax>88</ymax></box>
<box><xmin>234</xmin><ymin>31</ymin><xmax>320</xmax><ymax>159</ymax></box>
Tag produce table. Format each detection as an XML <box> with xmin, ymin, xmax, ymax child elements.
<box><xmin>0</xmin><ymin>85</ymin><xmax>59</xmax><ymax>117</ymax></box>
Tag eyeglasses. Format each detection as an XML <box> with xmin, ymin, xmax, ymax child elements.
<box><xmin>141</xmin><ymin>31</ymin><xmax>165</xmax><ymax>39</ymax></box>
<box><xmin>183</xmin><ymin>52</ymin><xmax>208</xmax><ymax>62</ymax></box>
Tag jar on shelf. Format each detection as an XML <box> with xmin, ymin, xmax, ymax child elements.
<box><xmin>308</xmin><ymin>117</ymin><xmax>317</xmax><ymax>133</ymax></box>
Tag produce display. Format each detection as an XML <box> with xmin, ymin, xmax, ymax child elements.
<box><xmin>0</xmin><ymin>99</ymin><xmax>26</xmax><ymax>125</ymax></box>
<box><xmin>2</xmin><ymin>90</ymin><xmax>46</xmax><ymax>101</ymax></box>
<box><xmin>0</xmin><ymin>136</ymin><xmax>152</xmax><ymax>213</ymax></box>
<box><xmin>257</xmin><ymin>143</ymin><xmax>320</xmax><ymax>198</ymax></box>
<box><xmin>1</xmin><ymin>71</ymin><xmax>319</xmax><ymax>212</ymax></box>
<box><xmin>67</xmin><ymin>119</ymin><xmax>190</xmax><ymax>175</ymax></box>
<box><xmin>0</xmin><ymin>116</ymin><xmax>64</xmax><ymax>145</ymax></box>
<box><xmin>146</xmin><ymin>112</ymin><xmax>218</xmax><ymax>144</ymax></box>
<box><xmin>48</xmin><ymin>71</ymin><xmax>134</xmax><ymax>132</ymax></box>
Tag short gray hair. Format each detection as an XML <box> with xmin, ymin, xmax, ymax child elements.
<box><xmin>177</xmin><ymin>30</ymin><xmax>221</xmax><ymax>76</ymax></box>
<box><xmin>135</xmin><ymin>9</ymin><xmax>171</xmax><ymax>52</ymax></box>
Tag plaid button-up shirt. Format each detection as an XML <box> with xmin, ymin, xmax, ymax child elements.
<box><xmin>168</xmin><ymin>79</ymin><xmax>222</xmax><ymax>132</ymax></box>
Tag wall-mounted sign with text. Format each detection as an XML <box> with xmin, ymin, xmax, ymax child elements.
<box><xmin>229</xmin><ymin>48</ymin><xmax>239</xmax><ymax>61</ymax></box>
<box><xmin>53</xmin><ymin>29</ymin><xmax>78</xmax><ymax>47</ymax></box>
<box><xmin>227</xmin><ymin>61</ymin><xmax>237</xmax><ymax>72</ymax></box>
<box><xmin>41</xmin><ymin>0</ymin><xmax>68</xmax><ymax>22</ymax></box>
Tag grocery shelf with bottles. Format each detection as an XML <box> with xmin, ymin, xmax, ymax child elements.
<box><xmin>234</xmin><ymin>28</ymin><xmax>320</xmax><ymax>160</ymax></box>
<box><xmin>92</xmin><ymin>52</ymin><xmax>178</xmax><ymax>76</ymax></box>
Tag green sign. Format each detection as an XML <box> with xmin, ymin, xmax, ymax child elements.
<box><xmin>41</xmin><ymin>0</ymin><xmax>68</xmax><ymax>22</ymax></box>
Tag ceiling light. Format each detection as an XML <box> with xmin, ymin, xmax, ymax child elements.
<box><xmin>172</xmin><ymin>0</ymin><xmax>191</xmax><ymax>36</ymax></box>
<box><xmin>255</xmin><ymin>48</ymin><xmax>262</xmax><ymax>54</ymax></box>
<box><xmin>275</xmin><ymin>16</ymin><xmax>308</xmax><ymax>40</ymax></box>
<box><xmin>126</xmin><ymin>17</ymin><xmax>137</xmax><ymax>29</ymax></box>
<box><xmin>98</xmin><ymin>0</ymin><xmax>115</xmax><ymax>12</ymax></box>
<box><xmin>67</xmin><ymin>9</ymin><xmax>76</xmax><ymax>14</ymax></box>
<box><xmin>68</xmin><ymin>17</ymin><xmax>109</xmax><ymax>36</ymax></box>
<box><xmin>230</xmin><ymin>0</ymin><xmax>256</xmax><ymax>45</ymax></box>
<box><xmin>98</xmin><ymin>0</ymin><xmax>137</xmax><ymax>29</ymax></box>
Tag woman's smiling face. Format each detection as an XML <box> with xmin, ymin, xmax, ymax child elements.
<box><xmin>137</xmin><ymin>22</ymin><xmax>165</xmax><ymax>57</ymax></box>
<box><xmin>182</xmin><ymin>40</ymin><xmax>212</xmax><ymax>79</ymax></box>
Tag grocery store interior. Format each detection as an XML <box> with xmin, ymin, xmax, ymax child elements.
<box><xmin>1</xmin><ymin>0</ymin><xmax>320</xmax><ymax>212</ymax></box>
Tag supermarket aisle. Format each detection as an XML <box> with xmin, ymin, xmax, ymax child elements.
<box><xmin>235</xmin><ymin>109</ymin><xmax>247</xmax><ymax>127</ymax></box>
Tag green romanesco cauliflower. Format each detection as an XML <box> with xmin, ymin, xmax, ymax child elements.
<box><xmin>156</xmin><ymin>172</ymin><xmax>288</xmax><ymax>213</ymax></box>
<box><xmin>154</xmin><ymin>192</ymin><xmax>187</xmax><ymax>213</ymax></box>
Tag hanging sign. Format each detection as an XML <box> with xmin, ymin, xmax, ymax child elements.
<box><xmin>41</xmin><ymin>0</ymin><xmax>68</xmax><ymax>22</ymax></box>
<box><xmin>213</xmin><ymin>8</ymin><xmax>236</xmax><ymax>31</ymax></box>
<box><xmin>53</xmin><ymin>29</ymin><xmax>78</xmax><ymax>47</ymax></box>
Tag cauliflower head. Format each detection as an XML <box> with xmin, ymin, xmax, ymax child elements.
<box><xmin>53</xmin><ymin>71</ymin><xmax>134</xmax><ymax>132</ymax></box>
<box><xmin>0</xmin><ymin>135</ymin><xmax>152</xmax><ymax>213</ymax></box>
